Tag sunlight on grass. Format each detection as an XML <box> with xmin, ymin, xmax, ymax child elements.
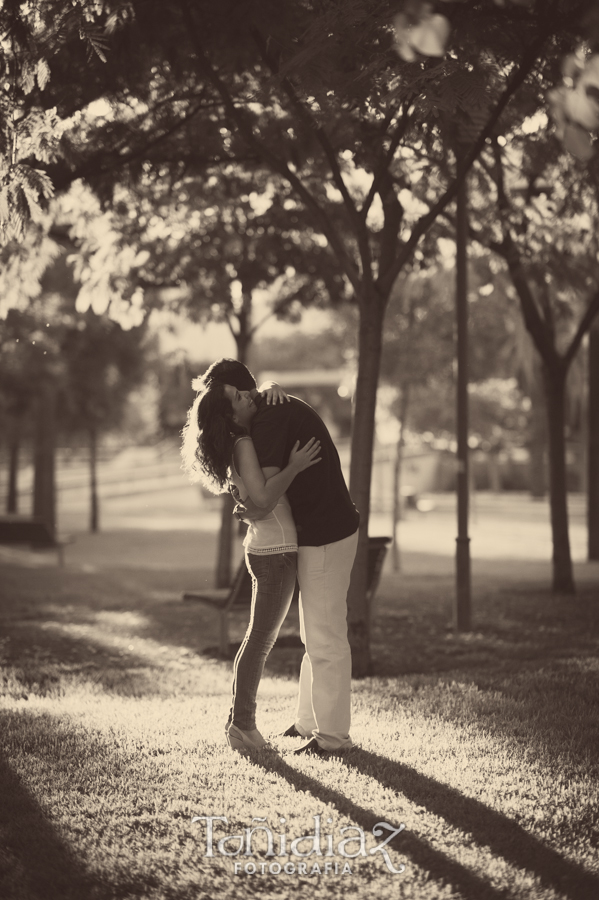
<box><xmin>1</xmin><ymin>557</ymin><xmax>598</xmax><ymax>899</ymax></box>
<box><xmin>2</xmin><ymin>669</ymin><xmax>598</xmax><ymax>899</ymax></box>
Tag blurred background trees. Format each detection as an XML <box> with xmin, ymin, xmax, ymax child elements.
<box><xmin>0</xmin><ymin>242</ymin><xmax>152</xmax><ymax>533</ymax></box>
<box><xmin>1</xmin><ymin>0</ymin><xmax>599</xmax><ymax>671</ymax></box>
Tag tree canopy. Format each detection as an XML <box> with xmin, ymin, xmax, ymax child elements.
<box><xmin>3</xmin><ymin>0</ymin><xmax>599</xmax><ymax>667</ymax></box>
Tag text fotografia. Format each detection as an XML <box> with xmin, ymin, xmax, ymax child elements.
<box><xmin>191</xmin><ymin>815</ymin><xmax>406</xmax><ymax>875</ymax></box>
<box><xmin>235</xmin><ymin>860</ymin><xmax>352</xmax><ymax>876</ymax></box>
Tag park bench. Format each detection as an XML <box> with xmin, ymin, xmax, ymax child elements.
<box><xmin>182</xmin><ymin>535</ymin><xmax>391</xmax><ymax>657</ymax></box>
<box><xmin>0</xmin><ymin>515</ymin><xmax>72</xmax><ymax>567</ymax></box>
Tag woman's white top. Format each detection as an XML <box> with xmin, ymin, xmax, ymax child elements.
<box><xmin>230</xmin><ymin>436</ymin><xmax>298</xmax><ymax>555</ymax></box>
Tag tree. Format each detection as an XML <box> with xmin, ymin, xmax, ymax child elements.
<box><xmin>4</xmin><ymin>0</ymin><xmax>596</xmax><ymax>668</ymax></box>
<box><xmin>0</xmin><ymin>307</ymin><xmax>49</xmax><ymax>513</ymax></box>
<box><xmin>161</xmin><ymin>0</ymin><xmax>591</xmax><ymax>670</ymax></box>
<box><xmin>381</xmin><ymin>267</ymin><xmax>454</xmax><ymax>567</ymax></box>
<box><xmin>48</xmin><ymin>230</ymin><xmax>152</xmax><ymax>533</ymax></box>
<box><xmin>470</xmin><ymin>136</ymin><xmax>599</xmax><ymax>593</ymax></box>
<box><xmin>380</xmin><ymin>257</ymin><xmax>527</xmax><ymax>563</ymax></box>
<box><xmin>0</xmin><ymin>236</ymin><xmax>152</xmax><ymax>532</ymax></box>
<box><xmin>70</xmin><ymin>170</ymin><xmax>346</xmax><ymax>581</ymax></box>
<box><xmin>589</xmin><ymin>318</ymin><xmax>599</xmax><ymax>560</ymax></box>
<box><xmin>60</xmin><ymin>308</ymin><xmax>151</xmax><ymax>533</ymax></box>
<box><xmin>0</xmin><ymin>290</ymin><xmax>67</xmax><ymax>529</ymax></box>
<box><xmin>0</xmin><ymin>1</ymin><xmax>131</xmax><ymax>241</ymax></box>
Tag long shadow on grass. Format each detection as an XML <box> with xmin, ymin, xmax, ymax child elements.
<box><xmin>0</xmin><ymin>559</ymin><xmax>227</xmax><ymax>667</ymax></box>
<box><xmin>251</xmin><ymin>752</ymin><xmax>511</xmax><ymax>900</ymax></box>
<box><xmin>468</xmin><ymin>661</ymin><xmax>599</xmax><ymax>775</ymax></box>
<box><xmin>0</xmin><ymin>709</ymin><xmax>208</xmax><ymax>900</ymax></box>
<box><xmin>1</xmin><ymin>619</ymin><xmax>164</xmax><ymax>699</ymax></box>
<box><xmin>341</xmin><ymin>748</ymin><xmax>598</xmax><ymax>900</ymax></box>
<box><xmin>370</xmin><ymin>585</ymin><xmax>599</xmax><ymax>680</ymax></box>
<box><xmin>0</xmin><ymin>714</ymin><xmax>100</xmax><ymax>900</ymax></box>
<box><xmin>250</xmin><ymin>748</ymin><xmax>599</xmax><ymax>900</ymax></box>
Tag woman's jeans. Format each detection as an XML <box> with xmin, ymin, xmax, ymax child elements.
<box><xmin>228</xmin><ymin>551</ymin><xmax>297</xmax><ymax>732</ymax></box>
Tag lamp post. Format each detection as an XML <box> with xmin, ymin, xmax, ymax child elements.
<box><xmin>589</xmin><ymin>319</ymin><xmax>599</xmax><ymax>560</ymax></box>
<box><xmin>455</xmin><ymin>167</ymin><xmax>472</xmax><ymax>631</ymax></box>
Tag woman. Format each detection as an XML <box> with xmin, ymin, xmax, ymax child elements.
<box><xmin>181</xmin><ymin>380</ymin><xmax>321</xmax><ymax>752</ymax></box>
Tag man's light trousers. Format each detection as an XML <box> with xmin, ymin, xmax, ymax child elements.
<box><xmin>294</xmin><ymin>529</ymin><xmax>358</xmax><ymax>750</ymax></box>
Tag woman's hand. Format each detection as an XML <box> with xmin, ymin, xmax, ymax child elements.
<box><xmin>258</xmin><ymin>381</ymin><xmax>290</xmax><ymax>405</ymax></box>
<box><xmin>288</xmin><ymin>437</ymin><xmax>322</xmax><ymax>472</ymax></box>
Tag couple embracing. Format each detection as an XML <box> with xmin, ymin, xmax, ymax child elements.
<box><xmin>181</xmin><ymin>358</ymin><xmax>359</xmax><ymax>757</ymax></box>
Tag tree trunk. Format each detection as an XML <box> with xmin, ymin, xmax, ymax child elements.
<box><xmin>391</xmin><ymin>385</ymin><xmax>410</xmax><ymax>572</ymax></box>
<box><xmin>214</xmin><ymin>327</ymin><xmax>252</xmax><ymax>589</ymax></box>
<box><xmin>528</xmin><ymin>366</ymin><xmax>548</xmax><ymax>499</ymax></box>
<box><xmin>6</xmin><ymin>418</ymin><xmax>21</xmax><ymax>514</ymax></box>
<box><xmin>588</xmin><ymin>319</ymin><xmax>599</xmax><ymax>560</ymax></box>
<box><xmin>543</xmin><ymin>366</ymin><xmax>575</xmax><ymax>593</ymax></box>
<box><xmin>347</xmin><ymin>296</ymin><xmax>385</xmax><ymax>677</ymax></box>
<box><xmin>454</xmin><ymin>173</ymin><xmax>471</xmax><ymax>631</ymax></box>
<box><xmin>89</xmin><ymin>425</ymin><xmax>99</xmax><ymax>533</ymax></box>
<box><xmin>529</xmin><ymin>432</ymin><xmax>547</xmax><ymax>498</ymax></box>
<box><xmin>487</xmin><ymin>452</ymin><xmax>501</xmax><ymax>493</ymax></box>
<box><xmin>33</xmin><ymin>381</ymin><xmax>56</xmax><ymax>537</ymax></box>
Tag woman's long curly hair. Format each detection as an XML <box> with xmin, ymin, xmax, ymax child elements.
<box><xmin>180</xmin><ymin>382</ymin><xmax>247</xmax><ymax>493</ymax></box>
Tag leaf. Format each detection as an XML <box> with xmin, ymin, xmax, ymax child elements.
<box><xmin>5</xmin><ymin>182</ymin><xmax>28</xmax><ymax>240</ymax></box>
<box><xmin>36</xmin><ymin>58</ymin><xmax>51</xmax><ymax>91</ymax></box>
<box><xmin>106</xmin><ymin>5</ymin><xmax>136</xmax><ymax>35</ymax></box>
<box><xmin>13</xmin><ymin>165</ymin><xmax>55</xmax><ymax>202</ymax></box>
<box><xmin>19</xmin><ymin>61</ymin><xmax>36</xmax><ymax>96</ymax></box>
<box><xmin>11</xmin><ymin>180</ymin><xmax>34</xmax><ymax>221</ymax></box>
<box><xmin>0</xmin><ymin>188</ymin><xmax>9</xmax><ymax>224</ymax></box>
<box><xmin>79</xmin><ymin>25</ymin><xmax>110</xmax><ymax>64</ymax></box>
<box><xmin>32</xmin><ymin>167</ymin><xmax>54</xmax><ymax>200</ymax></box>
<box><xmin>445</xmin><ymin>69</ymin><xmax>491</xmax><ymax>116</ymax></box>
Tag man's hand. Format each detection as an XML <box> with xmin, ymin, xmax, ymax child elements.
<box><xmin>256</xmin><ymin>381</ymin><xmax>290</xmax><ymax>405</ymax></box>
<box><xmin>234</xmin><ymin>494</ymin><xmax>277</xmax><ymax>523</ymax></box>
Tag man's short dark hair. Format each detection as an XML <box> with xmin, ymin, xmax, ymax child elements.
<box><xmin>194</xmin><ymin>358</ymin><xmax>257</xmax><ymax>393</ymax></box>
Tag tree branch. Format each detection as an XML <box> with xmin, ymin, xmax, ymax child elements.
<box><xmin>498</xmin><ymin>231</ymin><xmax>558</xmax><ymax>368</ymax></box>
<box><xmin>360</xmin><ymin>103</ymin><xmax>413</xmax><ymax>223</ymax></box>
<box><xmin>48</xmin><ymin>98</ymin><xmax>216</xmax><ymax>191</ymax></box>
<box><xmin>378</xmin><ymin>26</ymin><xmax>556</xmax><ymax>295</ymax></box>
<box><xmin>248</xmin><ymin>26</ymin><xmax>374</xmax><ymax>292</ymax></box>
<box><xmin>248</xmin><ymin>285</ymin><xmax>309</xmax><ymax>338</ymax></box>
<box><xmin>470</xmin><ymin>150</ymin><xmax>599</xmax><ymax>376</ymax></box>
<box><xmin>180</xmin><ymin>2</ymin><xmax>363</xmax><ymax>297</ymax></box>
<box><xmin>378</xmin><ymin>170</ymin><xmax>404</xmax><ymax>284</ymax></box>
<box><xmin>564</xmin><ymin>286</ymin><xmax>599</xmax><ymax>370</ymax></box>
<box><xmin>249</xmin><ymin>27</ymin><xmax>359</xmax><ymax>220</ymax></box>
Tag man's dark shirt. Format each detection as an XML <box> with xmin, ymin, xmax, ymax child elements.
<box><xmin>250</xmin><ymin>396</ymin><xmax>359</xmax><ymax>547</ymax></box>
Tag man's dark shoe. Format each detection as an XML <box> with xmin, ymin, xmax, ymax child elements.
<box><xmin>292</xmin><ymin>738</ymin><xmax>329</xmax><ymax>757</ymax></box>
<box><xmin>278</xmin><ymin>724</ymin><xmax>303</xmax><ymax>738</ymax></box>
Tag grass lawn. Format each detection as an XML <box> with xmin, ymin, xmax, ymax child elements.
<box><xmin>1</xmin><ymin>509</ymin><xmax>599</xmax><ymax>900</ymax></box>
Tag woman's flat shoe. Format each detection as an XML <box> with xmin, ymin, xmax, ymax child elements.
<box><xmin>226</xmin><ymin>724</ymin><xmax>273</xmax><ymax>752</ymax></box>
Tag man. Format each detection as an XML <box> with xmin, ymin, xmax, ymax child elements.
<box><xmin>201</xmin><ymin>358</ymin><xmax>359</xmax><ymax>755</ymax></box>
